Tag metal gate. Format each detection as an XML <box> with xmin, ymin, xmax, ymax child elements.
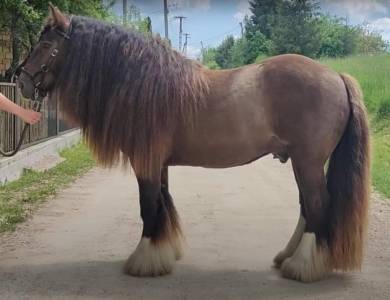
<box><xmin>0</xmin><ymin>82</ymin><xmax>76</xmax><ymax>153</ymax></box>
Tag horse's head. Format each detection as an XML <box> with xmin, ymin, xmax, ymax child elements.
<box><xmin>18</xmin><ymin>4</ymin><xmax>71</xmax><ymax>100</ymax></box>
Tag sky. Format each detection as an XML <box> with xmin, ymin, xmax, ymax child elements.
<box><xmin>111</xmin><ymin>0</ymin><xmax>390</xmax><ymax>59</ymax></box>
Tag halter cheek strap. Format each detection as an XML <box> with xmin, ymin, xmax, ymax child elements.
<box><xmin>19</xmin><ymin>47</ymin><xmax>59</xmax><ymax>98</ymax></box>
<box><xmin>0</xmin><ymin>17</ymin><xmax>73</xmax><ymax>157</ymax></box>
<box><xmin>15</xmin><ymin>16</ymin><xmax>73</xmax><ymax>101</ymax></box>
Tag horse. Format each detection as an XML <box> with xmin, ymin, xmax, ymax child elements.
<box><xmin>17</xmin><ymin>4</ymin><xmax>370</xmax><ymax>283</ymax></box>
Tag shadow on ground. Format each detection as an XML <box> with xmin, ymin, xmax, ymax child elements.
<box><xmin>0</xmin><ymin>259</ymin><xmax>352</xmax><ymax>300</ymax></box>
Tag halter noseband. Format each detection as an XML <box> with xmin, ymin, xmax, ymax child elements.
<box><xmin>15</xmin><ymin>17</ymin><xmax>73</xmax><ymax>101</ymax></box>
<box><xmin>1</xmin><ymin>19</ymin><xmax>73</xmax><ymax>157</ymax></box>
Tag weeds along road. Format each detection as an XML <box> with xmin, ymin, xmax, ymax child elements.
<box><xmin>0</xmin><ymin>156</ymin><xmax>389</xmax><ymax>299</ymax></box>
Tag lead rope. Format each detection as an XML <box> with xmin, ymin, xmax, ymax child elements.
<box><xmin>0</xmin><ymin>17</ymin><xmax>73</xmax><ymax>157</ymax></box>
<box><xmin>0</xmin><ymin>89</ymin><xmax>44</xmax><ymax>157</ymax></box>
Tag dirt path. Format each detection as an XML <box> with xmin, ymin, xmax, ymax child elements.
<box><xmin>0</xmin><ymin>157</ymin><xmax>389</xmax><ymax>299</ymax></box>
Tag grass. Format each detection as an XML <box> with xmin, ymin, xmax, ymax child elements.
<box><xmin>321</xmin><ymin>54</ymin><xmax>390</xmax><ymax>198</ymax></box>
<box><xmin>372</xmin><ymin>120</ymin><xmax>390</xmax><ymax>197</ymax></box>
<box><xmin>0</xmin><ymin>143</ymin><xmax>95</xmax><ymax>232</ymax></box>
<box><xmin>320</xmin><ymin>55</ymin><xmax>390</xmax><ymax>116</ymax></box>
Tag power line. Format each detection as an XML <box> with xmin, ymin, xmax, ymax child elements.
<box><xmin>123</xmin><ymin>3</ymin><xmax>240</xmax><ymax>53</ymax></box>
<box><xmin>174</xmin><ymin>15</ymin><xmax>187</xmax><ymax>51</ymax></box>
<box><xmin>187</xmin><ymin>24</ymin><xmax>241</xmax><ymax>47</ymax></box>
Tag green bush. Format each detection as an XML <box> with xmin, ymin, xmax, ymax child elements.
<box><xmin>205</xmin><ymin>61</ymin><xmax>220</xmax><ymax>70</ymax></box>
<box><xmin>255</xmin><ymin>54</ymin><xmax>268</xmax><ymax>63</ymax></box>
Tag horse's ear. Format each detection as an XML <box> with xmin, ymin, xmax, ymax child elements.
<box><xmin>48</xmin><ymin>2</ymin><xmax>70</xmax><ymax>31</ymax></box>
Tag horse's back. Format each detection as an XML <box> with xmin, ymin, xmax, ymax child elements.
<box><xmin>170</xmin><ymin>54</ymin><xmax>351</xmax><ymax>167</ymax></box>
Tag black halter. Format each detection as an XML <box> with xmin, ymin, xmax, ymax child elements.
<box><xmin>0</xmin><ymin>19</ymin><xmax>73</xmax><ymax>157</ymax></box>
<box><xmin>15</xmin><ymin>19</ymin><xmax>73</xmax><ymax>101</ymax></box>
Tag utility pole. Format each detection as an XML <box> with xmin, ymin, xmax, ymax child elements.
<box><xmin>239</xmin><ymin>22</ymin><xmax>244</xmax><ymax>38</ymax></box>
<box><xmin>183</xmin><ymin>33</ymin><xmax>190</xmax><ymax>55</ymax></box>
<box><xmin>123</xmin><ymin>0</ymin><xmax>128</xmax><ymax>26</ymax></box>
<box><xmin>200</xmin><ymin>41</ymin><xmax>205</xmax><ymax>61</ymax></box>
<box><xmin>163</xmin><ymin>0</ymin><xmax>169</xmax><ymax>39</ymax></box>
<box><xmin>174</xmin><ymin>16</ymin><xmax>186</xmax><ymax>51</ymax></box>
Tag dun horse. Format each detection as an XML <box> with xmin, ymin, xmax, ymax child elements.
<box><xmin>17</xmin><ymin>5</ymin><xmax>370</xmax><ymax>282</ymax></box>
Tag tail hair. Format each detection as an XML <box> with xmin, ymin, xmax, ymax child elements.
<box><xmin>326</xmin><ymin>73</ymin><xmax>371</xmax><ymax>271</ymax></box>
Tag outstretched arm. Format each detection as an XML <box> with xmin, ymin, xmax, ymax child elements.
<box><xmin>0</xmin><ymin>92</ymin><xmax>41</xmax><ymax>125</ymax></box>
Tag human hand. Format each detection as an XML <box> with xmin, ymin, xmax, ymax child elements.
<box><xmin>19</xmin><ymin>109</ymin><xmax>42</xmax><ymax>125</ymax></box>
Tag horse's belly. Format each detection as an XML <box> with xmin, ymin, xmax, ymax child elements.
<box><xmin>169</xmin><ymin>125</ymin><xmax>280</xmax><ymax>168</ymax></box>
<box><xmin>171</xmin><ymin>146</ymin><xmax>270</xmax><ymax>168</ymax></box>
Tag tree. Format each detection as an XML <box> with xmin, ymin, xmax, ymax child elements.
<box><xmin>201</xmin><ymin>47</ymin><xmax>219</xmax><ymax>69</ymax></box>
<box><xmin>244</xmin><ymin>0</ymin><xmax>322</xmax><ymax>58</ymax></box>
<box><xmin>356</xmin><ymin>24</ymin><xmax>388</xmax><ymax>55</ymax></box>
<box><xmin>0</xmin><ymin>0</ymin><xmax>112</xmax><ymax>81</ymax></box>
<box><xmin>316</xmin><ymin>15</ymin><xmax>387</xmax><ymax>57</ymax></box>
<box><xmin>244</xmin><ymin>29</ymin><xmax>272</xmax><ymax>62</ymax></box>
<box><xmin>316</xmin><ymin>15</ymin><xmax>358</xmax><ymax>57</ymax></box>
<box><xmin>206</xmin><ymin>0</ymin><xmax>389</xmax><ymax>70</ymax></box>
<box><xmin>245</xmin><ymin>0</ymin><xmax>283</xmax><ymax>39</ymax></box>
<box><xmin>215</xmin><ymin>35</ymin><xmax>235</xmax><ymax>69</ymax></box>
<box><xmin>229</xmin><ymin>33</ymin><xmax>270</xmax><ymax>67</ymax></box>
<box><xmin>270</xmin><ymin>0</ymin><xmax>321</xmax><ymax>57</ymax></box>
<box><xmin>108</xmin><ymin>4</ymin><xmax>153</xmax><ymax>34</ymax></box>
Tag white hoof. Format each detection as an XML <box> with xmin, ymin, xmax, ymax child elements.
<box><xmin>124</xmin><ymin>237</ymin><xmax>176</xmax><ymax>277</ymax></box>
<box><xmin>281</xmin><ymin>233</ymin><xmax>330</xmax><ymax>282</ymax></box>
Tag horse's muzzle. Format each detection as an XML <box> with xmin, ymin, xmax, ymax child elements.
<box><xmin>17</xmin><ymin>73</ymin><xmax>35</xmax><ymax>99</ymax></box>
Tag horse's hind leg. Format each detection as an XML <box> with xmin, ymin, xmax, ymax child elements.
<box><xmin>280</xmin><ymin>160</ymin><xmax>331</xmax><ymax>282</ymax></box>
<box><xmin>273</xmin><ymin>207</ymin><xmax>306</xmax><ymax>268</ymax></box>
<box><xmin>274</xmin><ymin>164</ymin><xmax>306</xmax><ymax>268</ymax></box>
<box><xmin>124</xmin><ymin>167</ymin><xmax>183</xmax><ymax>277</ymax></box>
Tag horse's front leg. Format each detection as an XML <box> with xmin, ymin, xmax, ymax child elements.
<box><xmin>124</xmin><ymin>167</ymin><xmax>183</xmax><ymax>277</ymax></box>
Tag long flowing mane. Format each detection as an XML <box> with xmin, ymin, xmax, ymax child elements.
<box><xmin>53</xmin><ymin>16</ymin><xmax>209</xmax><ymax>175</ymax></box>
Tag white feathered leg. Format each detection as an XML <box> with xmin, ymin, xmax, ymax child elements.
<box><xmin>280</xmin><ymin>233</ymin><xmax>331</xmax><ymax>282</ymax></box>
<box><xmin>124</xmin><ymin>236</ymin><xmax>181</xmax><ymax>277</ymax></box>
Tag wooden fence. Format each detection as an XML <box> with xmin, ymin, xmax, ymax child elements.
<box><xmin>0</xmin><ymin>82</ymin><xmax>76</xmax><ymax>153</ymax></box>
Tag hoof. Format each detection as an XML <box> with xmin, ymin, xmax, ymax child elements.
<box><xmin>273</xmin><ymin>250</ymin><xmax>290</xmax><ymax>269</ymax></box>
<box><xmin>280</xmin><ymin>233</ymin><xmax>330</xmax><ymax>282</ymax></box>
<box><xmin>171</xmin><ymin>236</ymin><xmax>184</xmax><ymax>261</ymax></box>
<box><xmin>124</xmin><ymin>238</ymin><xmax>176</xmax><ymax>277</ymax></box>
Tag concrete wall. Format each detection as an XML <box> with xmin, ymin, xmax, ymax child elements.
<box><xmin>0</xmin><ymin>130</ymin><xmax>81</xmax><ymax>184</ymax></box>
